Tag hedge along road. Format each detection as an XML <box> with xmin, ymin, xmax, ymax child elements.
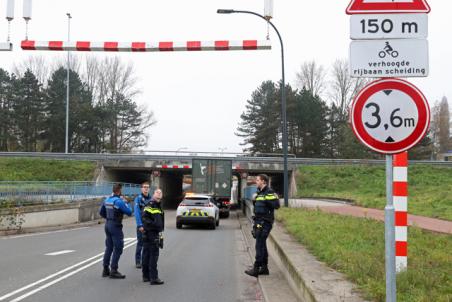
<box><xmin>0</xmin><ymin>211</ymin><xmax>262</xmax><ymax>302</ymax></box>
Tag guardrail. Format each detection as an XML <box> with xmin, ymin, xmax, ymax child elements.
<box><xmin>0</xmin><ymin>152</ymin><xmax>451</xmax><ymax>166</ymax></box>
<box><xmin>0</xmin><ymin>181</ymin><xmax>141</xmax><ymax>206</ymax></box>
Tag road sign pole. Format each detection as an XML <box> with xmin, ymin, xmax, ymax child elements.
<box><xmin>385</xmin><ymin>155</ymin><xmax>396</xmax><ymax>302</ymax></box>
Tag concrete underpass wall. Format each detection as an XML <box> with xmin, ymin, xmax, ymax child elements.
<box><xmin>237</xmin><ymin>171</ymin><xmax>297</xmax><ymax>199</ymax></box>
<box><xmin>0</xmin><ymin>199</ymin><xmax>103</xmax><ymax>231</ymax></box>
<box><xmin>98</xmin><ymin>167</ymin><xmax>152</xmax><ymax>185</ymax></box>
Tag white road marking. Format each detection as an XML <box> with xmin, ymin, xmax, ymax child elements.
<box><xmin>9</xmin><ymin>240</ymin><xmax>137</xmax><ymax>302</ymax></box>
<box><xmin>1</xmin><ymin>227</ymin><xmax>90</xmax><ymax>240</ymax></box>
<box><xmin>0</xmin><ymin>239</ymin><xmax>137</xmax><ymax>301</ymax></box>
<box><xmin>45</xmin><ymin>250</ymin><xmax>75</xmax><ymax>256</ymax></box>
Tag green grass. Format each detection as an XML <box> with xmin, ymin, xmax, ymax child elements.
<box><xmin>277</xmin><ymin>208</ymin><xmax>452</xmax><ymax>302</ymax></box>
<box><xmin>0</xmin><ymin>158</ymin><xmax>97</xmax><ymax>181</ymax></box>
<box><xmin>297</xmin><ymin>165</ymin><xmax>452</xmax><ymax>221</ymax></box>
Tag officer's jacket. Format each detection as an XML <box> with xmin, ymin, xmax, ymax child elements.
<box><xmin>253</xmin><ymin>186</ymin><xmax>280</xmax><ymax>223</ymax></box>
<box><xmin>99</xmin><ymin>195</ymin><xmax>132</xmax><ymax>225</ymax></box>
<box><xmin>134</xmin><ymin>193</ymin><xmax>153</xmax><ymax>228</ymax></box>
<box><xmin>142</xmin><ymin>201</ymin><xmax>165</xmax><ymax>233</ymax></box>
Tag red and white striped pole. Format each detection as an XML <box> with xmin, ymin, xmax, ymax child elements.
<box><xmin>393</xmin><ymin>151</ymin><xmax>408</xmax><ymax>272</ymax></box>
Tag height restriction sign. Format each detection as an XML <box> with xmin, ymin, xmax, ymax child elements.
<box><xmin>350</xmin><ymin>78</ymin><xmax>430</xmax><ymax>154</ymax></box>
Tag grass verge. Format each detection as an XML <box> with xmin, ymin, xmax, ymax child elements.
<box><xmin>297</xmin><ymin>165</ymin><xmax>452</xmax><ymax>221</ymax></box>
<box><xmin>277</xmin><ymin>208</ymin><xmax>452</xmax><ymax>302</ymax></box>
<box><xmin>0</xmin><ymin>157</ymin><xmax>97</xmax><ymax>181</ymax></box>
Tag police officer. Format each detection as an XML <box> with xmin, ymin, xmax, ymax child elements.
<box><xmin>99</xmin><ymin>183</ymin><xmax>132</xmax><ymax>279</ymax></box>
<box><xmin>141</xmin><ymin>188</ymin><xmax>165</xmax><ymax>285</ymax></box>
<box><xmin>134</xmin><ymin>181</ymin><xmax>152</xmax><ymax>268</ymax></box>
<box><xmin>245</xmin><ymin>174</ymin><xmax>280</xmax><ymax>277</ymax></box>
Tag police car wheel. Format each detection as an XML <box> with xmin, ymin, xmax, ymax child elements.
<box><xmin>210</xmin><ymin>222</ymin><xmax>216</xmax><ymax>230</ymax></box>
<box><xmin>215</xmin><ymin>219</ymin><xmax>219</xmax><ymax>227</ymax></box>
<box><xmin>176</xmin><ymin>222</ymin><xmax>182</xmax><ymax>229</ymax></box>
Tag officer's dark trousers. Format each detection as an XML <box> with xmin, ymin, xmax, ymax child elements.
<box><xmin>254</xmin><ymin>222</ymin><xmax>272</xmax><ymax>267</ymax></box>
<box><xmin>142</xmin><ymin>232</ymin><xmax>160</xmax><ymax>280</ymax></box>
<box><xmin>135</xmin><ymin>229</ymin><xmax>143</xmax><ymax>265</ymax></box>
<box><xmin>103</xmin><ymin>222</ymin><xmax>124</xmax><ymax>270</ymax></box>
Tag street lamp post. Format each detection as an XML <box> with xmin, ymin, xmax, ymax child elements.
<box><xmin>176</xmin><ymin>147</ymin><xmax>188</xmax><ymax>155</ymax></box>
<box><xmin>65</xmin><ymin>13</ymin><xmax>72</xmax><ymax>154</ymax></box>
<box><xmin>217</xmin><ymin>9</ymin><xmax>288</xmax><ymax>207</ymax></box>
<box><xmin>218</xmin><ymin>147</ymin><xmax>227</xmax><ymax>155</ymax></box>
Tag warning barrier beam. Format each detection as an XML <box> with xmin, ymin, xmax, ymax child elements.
<box><xmin>0</xmin><ymin>42</ymin><xmax>13</xmax><ymax>51</ymax></box>
<box><xmin>21</xmin><ymin>40</ymin><xmax>271</xmax><ymax>52</ymax></box>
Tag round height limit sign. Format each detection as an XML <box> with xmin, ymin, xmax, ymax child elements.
<box><xmin>351</xmin><ymin>78</ymin><xmax>430</xmax><ymax>154</ymax></box>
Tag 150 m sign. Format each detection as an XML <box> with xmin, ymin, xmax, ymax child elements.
<box><xmin>350</xmin><ymin>78</ymin><xmax>430</xmax><ymax>154</ymax></box>
<box><xmin>351</xmin><ymin>14</ymin><xmax>428</xmax><ymax>39</ymax></box>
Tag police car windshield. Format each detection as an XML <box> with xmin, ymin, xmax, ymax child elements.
<box><xmin>183</xmin><ymin>198</ymin><xmax>209</xmax><ymax>206</ymax></box>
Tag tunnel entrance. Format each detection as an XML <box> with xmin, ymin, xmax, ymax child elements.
<box><xmin>102</xmin><ymin>166</ymin><xmax>288</xmax><ymax>209</ymax></box>
<box><xmin>103</xmin><ymin>167</ymin><xmax>187</xmax><ymax>209</ymax></box>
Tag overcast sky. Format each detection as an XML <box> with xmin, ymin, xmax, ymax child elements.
<box><xmin>0</xmin><ymin>0</ymin><xmax>450</xmax><ymax>153</ymax></box>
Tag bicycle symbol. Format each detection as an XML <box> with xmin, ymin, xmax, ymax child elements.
<box><xmin>378</xmin><ymin>42</ymin><xmax>399</xmax><ymax>59</ymax></box>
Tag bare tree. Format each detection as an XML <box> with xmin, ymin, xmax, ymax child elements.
<box><xmin>430</xmin><ymin>101</ymin><xmax>441</xmax><ymax>159</ymax></box>
<box><xmin>51</xmin><ymin>54</ymin><xmax>82</xmax><ymax>75</ymax></box>
<box><xmin>117</xmin><ymin>102</ymin><xmax>156</xmax><ymax>151</ymax></box>
<box><xmin>12</xmin><ymin>56</ymin><xmax>51</xmax><ymax>86</ymax></box>
<box><xmin>82</xmin><ymin>55</ymin><xmax>101</xmax><ymax>98</ymax></box>
<box><xmin>13</xmin><ymin>55</ymin><xmax>83</xmax><ymax>87</ymax></box>
<box><xmin>328</xmin><ymin>59</ymin><xmax>369</xmax><ymax>119</ymax></box>
<box><xmin>438</xmin><ymin>96</ymin><xmax>451</xmax><ymax>153</ymax></box>
<box><xmin>86</xmin><ymin>56</ymin><xmax>140</xmax><ymax>104</ymax></box>
<box><xmin>295</xmin><ymin>60</ymin><xmax>326</xmax><ymax>97</ymax></box>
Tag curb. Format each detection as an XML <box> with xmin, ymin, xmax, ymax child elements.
<box><xmin>237</xmin><ymin>212</ymin><xmax>299</xmax><ymax>302</ymax></box>
<box><xmin>268</xmin><ymin>222</ymin><xmax>366</xmax><ymax>302</ymax></box>
<box><xmin>244</xmin><ymin>200</ymin><xmax>367</xmax><ymax>302</ymax></box>
<box><xmin>0</xmin><ymin>219</ymin><xmax>103</xmax><ymax>237</ymax></box>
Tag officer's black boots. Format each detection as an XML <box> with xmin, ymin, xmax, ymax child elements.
<box><xmin>244</xmin><ymin>265</ymin><xmax>259</xmax><ymax>278</ymax></box>
<box><xmin>136</xmin><ymin>263</ymin><xmax>142</xmax><ymax>269</ymax></box>
<box><xmin>109</xmin><ymin>269</ymin><xmax>126</xmax><ymax>279</ymax></box>
<box><xmin>102</xmin><ymin>266</ymin><xmax>110</xmax><ymax>277</ymax></box>
<box><xmin>150</xmin><ymin>278</ymin><xmax>164</xmax><ymax>285</ymax></box>
<box><xmin>258</xmin><ymin>265</ymin><xmax>270</xmax><ymax>275</ymax></box>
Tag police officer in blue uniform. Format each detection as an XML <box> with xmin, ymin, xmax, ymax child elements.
<box><xmin>141</xmin><ymin>188</ymin><xmax>165</xmax><ymax>285</ymax></box>
<box><xmin>133</xmin><ymin>181</ymin><xmax>152</xmax><ymax>268</ymax></box>
<box><xmin>245</xmin><ymin>174</ymin><xmax>280</xmax><ymax>277</ymax></box>
<box><xmin>99</xmin><ymin>183</ymin><xmax>132</xmax><ymax>279</ymax></box>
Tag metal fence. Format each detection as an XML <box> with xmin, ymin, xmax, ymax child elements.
<box><xmin>0</xmin><ymin>181</ymin><xmax>142</xmax><ymax>206</ymax></box>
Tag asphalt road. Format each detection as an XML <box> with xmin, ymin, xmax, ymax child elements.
<box><xmin>0</xmin><ymin>211</ymin><xmax>263</xmax><ymax>302</ymax></box>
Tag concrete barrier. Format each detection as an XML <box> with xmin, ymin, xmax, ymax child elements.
<box><xmin>0</xmin><ymin>199</ymin><xmax>103</xmax><ymax>231</ymax></box>
<box><xmin>243</xmin><ymin>199</ymin><xmax>366</xmax><ymax>302</ymax></box>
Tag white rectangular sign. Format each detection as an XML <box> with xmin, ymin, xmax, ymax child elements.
<box><xmin>351</xmin><ymin>14</ymin><xmax>428</xmax><ymax>40</ymax></box>
<box><xmin>350</xmin><ymin>39</ymin><xmax>429</xmax><ymax>78</ymax></box>
<box><xmin>0</xmin><ymin>42</ymin><xmax>13</xmax><ymax>51</ymax></box>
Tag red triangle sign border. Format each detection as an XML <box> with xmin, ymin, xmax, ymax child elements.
<box><xmin>346</xmin><ymin>0</ymin><xmax>431</xmax><ymax>15</ymax></box>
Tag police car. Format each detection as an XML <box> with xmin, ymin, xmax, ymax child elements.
<box><xmin>176</xmin><ymin>194</ymin><xmax>220</xmax><ymax>230</ymax></box>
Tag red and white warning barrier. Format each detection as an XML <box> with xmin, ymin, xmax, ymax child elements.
<box><xmin>0</xmin><ymin>42</ymin><xmax>13</xmax><ymax>51</ymax></box>
<box><xmin>21</xmin><ymin>40</ymin><xmax>271</xmax><ymax>52</ymax></box>
<box><xmin>156</xmin><ymin>164</ymin><xmax>191</xmax><ymax>169</ymax></box>
<box><xmin>393</xmin><ymin>152</ymin><xmax>408</xmax><ymax>272</ymax></box>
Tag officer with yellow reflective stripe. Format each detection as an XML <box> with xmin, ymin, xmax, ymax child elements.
<box><xmin>141</xmin><ymin>188</ymin><xmax>165</xmax><ymax>285</ymax></box>
<box><xmin>245</xmin><ymin>174</ymin><xmax>280</xmax><ymax>278</ymax></box>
